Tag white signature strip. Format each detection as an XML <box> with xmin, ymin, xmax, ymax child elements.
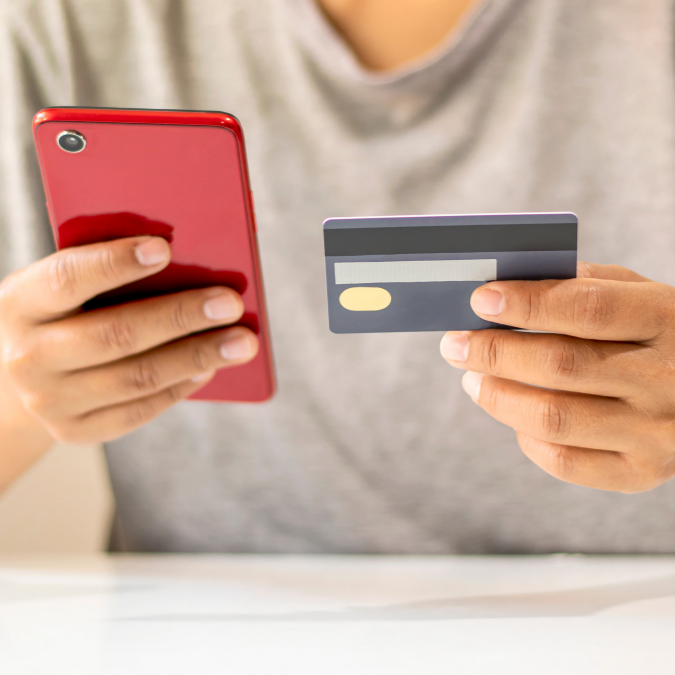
<box><xmin>334</xmin><ymin>259</ymin><xmax>497</xmax><ymax>284</ymax></box>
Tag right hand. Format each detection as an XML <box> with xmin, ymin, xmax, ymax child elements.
<box><xmin>0</xmin><ymin>237</ymin><xmax>258</xmax><ymax>444</ymax></box>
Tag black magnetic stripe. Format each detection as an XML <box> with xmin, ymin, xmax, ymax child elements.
<box><xmin>323</xmin><ymin>223</ymin><xmax>577</xmax><ymax>256</ymax></box>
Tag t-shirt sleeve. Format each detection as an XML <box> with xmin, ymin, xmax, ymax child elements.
<box><xmin>0</xmin><ymin>0</ymin><xmax>73</xmax><ymax>280</ymax></box>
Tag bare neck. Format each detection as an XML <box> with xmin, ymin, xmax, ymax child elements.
<box><xmin>317</xmin><ymin>0</ymin><xmax>480</xmax><ymax>72</ymax></box>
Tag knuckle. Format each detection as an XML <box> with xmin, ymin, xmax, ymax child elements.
<box><xmin>548</xmin><ymin>444</ymin><xmax>577</xmax><ymax>482</ymax></box>
<box><xmin>46</xmin><ymin>254</ymin><xmax>79</xmax><ymax>298</ymax></box>
<box><xmin>123</xmin><ymin>384</ymin><xmax>186</xmax><ymax>428</ymax></box>
<box><xmin>481</xmin><ymin>377</ymin><xmax>505</xmax><ymax>415</ymax></box>
<box><xmin>165</xmin><ymin>383</ymin><xmax>187</xmax><ymax>405</ymax></box>
<box><xmin>532</xmin><ymin>394</ymin><xmax>572</xmax><ymax>442</ymax></box>
<box><xmin>2</xmin><ymin>340</ymin><xmax>40</xmax><ymax>379</ymax></box>
<box><xmin>124</xmin><ymin>397</ymin><xmax>158</xmax><ymax>428</ymax></box>
<box><xmin>93</xmin><ymin>246</ymin><xmax>123</xmax><ymax>284</ymax></box>
<box><xmin>189</xmin><ymin>340</ymin><xmax>213</xmax><ymax>372</ymax></box>
<box><xmin>522</xmin><ymin>286</ymin><xmax>544</xmax><ymax>328</ymax></box>
<box><xmin>541</xmin><ymin>340</ymin><xmax>585</xmax><ymax>382</ymax></box>
<box><xmin>96</xmin><ymin>317</ymin><xmax>137</xmax><ymax>353</ymax></box>
<box><xmin>22</xmin><ymin>390</ymin><xmax>58</xmax><ymax>418</ymax></box>
<box><xmin>571</xmin><ymin>283</ymin><xmax>612</xmax><ymax>335</ymax></box>
<box><xmin>168</xmin><ymin>301</ymin><xmax>193</xmax><ymax>334</ymax></box>
<box><xmin>123</xmin><ymin>358</ymin><xmax>162</xmax><ymax>395</ymax></box>
<box><xmin>520</xmin><ymin>434</ymin><xmax>577</xmax><ymax>482</ymax></box>
<box><xmin>482</xmin><ymin>333</ymin><xmax>503</xmax><ymax>374</ymax></box>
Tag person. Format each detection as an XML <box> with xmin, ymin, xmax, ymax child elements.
<box><xmin>1</xmin><ymin>0</ymin><xmax>675</xmax><ymax>554</ymax></box>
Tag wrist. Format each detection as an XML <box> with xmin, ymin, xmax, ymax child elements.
<box><xmin>0</xmin><ymin>366</ymin><xmax>54</xmax><ymax>492</ymax></box>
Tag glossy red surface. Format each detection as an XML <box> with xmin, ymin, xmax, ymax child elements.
<box><xmin>33</xmin><ymin>108</ymin><xmax>275</xmax><ymax>402</ymax></box>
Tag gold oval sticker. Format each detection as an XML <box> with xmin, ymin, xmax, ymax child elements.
<box><xmin>339</xmin><ymin>287</ymin><xmax>392</xmax><ymax>312</ymax></box>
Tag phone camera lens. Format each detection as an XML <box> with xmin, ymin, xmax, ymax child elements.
<box><xmin>57</xmin><ymin>131</ymin><xmax>86</xmax><ymax>153</ymax></box>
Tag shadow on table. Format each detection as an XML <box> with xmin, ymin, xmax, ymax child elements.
<box><xmin>122</xmin><ymin>574</ymin><xmax>675</xmax><ymax>621</ymax></box>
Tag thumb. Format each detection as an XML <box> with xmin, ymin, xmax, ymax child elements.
<box><xmin>577</xmin><ymin>261</ymin><xmax>652</xmax><ymax>283</ymax></box>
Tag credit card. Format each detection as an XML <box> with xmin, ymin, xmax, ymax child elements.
<box><xmin>323</xmin><ymin>213</ymin><xmax>578</xmax><ymax>333</ymax></box>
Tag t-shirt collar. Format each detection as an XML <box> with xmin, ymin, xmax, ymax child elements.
<box><xmin>284</xmin><ymin>0</ymin><xmax>523</xmax><ymax>88</ymax></box>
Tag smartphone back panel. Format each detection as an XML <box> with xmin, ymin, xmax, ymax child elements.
<box><xmin>34</xmin><ymin>108</ymin><xmax>275</xmax><ymax>402</ymax></box>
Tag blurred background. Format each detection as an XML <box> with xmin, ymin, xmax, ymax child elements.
<box><xmin>0</xmin><ymin>445</ymin><xmax>113</xmax><ymax>553</ymax></box>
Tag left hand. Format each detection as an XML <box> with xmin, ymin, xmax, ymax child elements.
<box><xmin>440</xmin><ymin>262</ymin><xmax>675</xmax><ymax>493</ymax></box>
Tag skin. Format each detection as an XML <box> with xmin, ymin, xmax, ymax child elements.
<box><xmin>0</xmin><ymin>237</ymin><xmax>258</xmax><ymax>490</ymax></box>
<box><xmin>0</xmin><ymin>0</ymin><xmax>479</xmax><ymax>492</ymax></box>
<box><xmin>2</xmin><ymin>0</ymin><xmax>670</xmax><ymax>498</ymax></box>
<box><xmin>441</xmin><ymin>262</ymin><xmax>675</xmax><ymax>494</ymax></box>
<box><xmin>318</xmin><ymin>0</ymin><xmax>480</xmax><ymax>71</ymax></box>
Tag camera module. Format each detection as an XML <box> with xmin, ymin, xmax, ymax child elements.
<box><xmin>57</xmin><ymin>131</ymin><xmax>87</xmax><ymax>154</ymax></box>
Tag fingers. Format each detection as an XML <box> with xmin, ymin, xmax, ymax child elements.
<box><xmin>577</xmin><ymin>261</ymin><xmax>652</xmax><ymax>283</ymax></box>
<box><xmin>514</xmin><ymin>433</ymin><xmax>640</xmax><ymax>492</ymax></box>
<box><xmin>460</xmin><ymin>372</ymin><xmax>647</xmax><ymax>453</ymax></box>
<box><xmin>442</xmin><ymin>260</ymin><xmax>675</xmax><ymax>493</ymax></box>
<box><xmin>32</xmin><ymin>286</ymin><xmax>246</xmax><ymax>371</ymax></box>
<box><xmin>515</xmin><ymin>432</ymin><xmax>675</xmax><ymax>493</ymax></box>
<box><xmin>0</xmin><ymin>236</ymin><xmax>258</xmax><ymax>447</ymax></box>
<box><xmin>46</xmin><ymin>376</ymin><xmax>215</xmax><ymax>445</ymax></box>
<box><xmin>1</xmin><ymin>237</ymin><xmax>171</xmax><ymax>324</ymax></box>
<box><xmin>60</xmin><ymin>327</ymin><xmax>258</xmax><ymax>414</ymax></box>
<box><xmin>441</xmin><ymin>329</ymin><xmax>649</xmax><ymax>398</ymax></box>
<box><xmin>469</xmin><ymin>277</ymin><xmax>675</xmax><ymax>342</ymax></box>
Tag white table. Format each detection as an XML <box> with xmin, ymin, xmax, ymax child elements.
<box><xmin>2</xmin><ymin>554</ymin><xmax>675</xmax><ymax>674</ymax></box>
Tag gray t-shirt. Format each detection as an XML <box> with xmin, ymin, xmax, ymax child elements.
<box><xmin>3</xmin><ymin>0</ymin><xmax>675</xmax><ymax>553</ymax></box>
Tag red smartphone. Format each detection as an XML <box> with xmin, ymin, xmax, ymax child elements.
<box><xmin>33</xmin><ymin>107</ymin><xmax>275</xmax><ymax>403</ymax></box>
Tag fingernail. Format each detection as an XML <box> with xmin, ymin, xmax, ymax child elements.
<box><xmin>462</xmin><ymin>371</ymin><xmax>484</xmax><ymax>402</ymax></box>
<box><xmin>440</xmin><ymin>333</ymin><xmax>469</xmax><ymax>362</ymax></box>
<box><xmin>220</xmin><ymin>334</ymin><xmax>255</xmax><ymax>361</ymax></box>
<box><xmin>204</xmin><ymin>294</ymin><xmax>240</xmax><ymax>321</ymax></box>
<box><xmin>135</xmin><ymin>238</ymin><xmax>171</xmax><ymax>266</ymax></box>
<box><xmin>192</xmin><ymin>371</ymin><xmax>215</xmax><ymax>383</ymax></box>
<box><xmin>471</xmin><ymin>289</ymin><xmax>504</xmax><ymax>316</ymax></box>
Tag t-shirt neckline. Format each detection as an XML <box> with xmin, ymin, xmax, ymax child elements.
<box><xmin>285</xmin><ymin>0</ymin><xmax>521</xmax><ymax>88</ymax></box>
